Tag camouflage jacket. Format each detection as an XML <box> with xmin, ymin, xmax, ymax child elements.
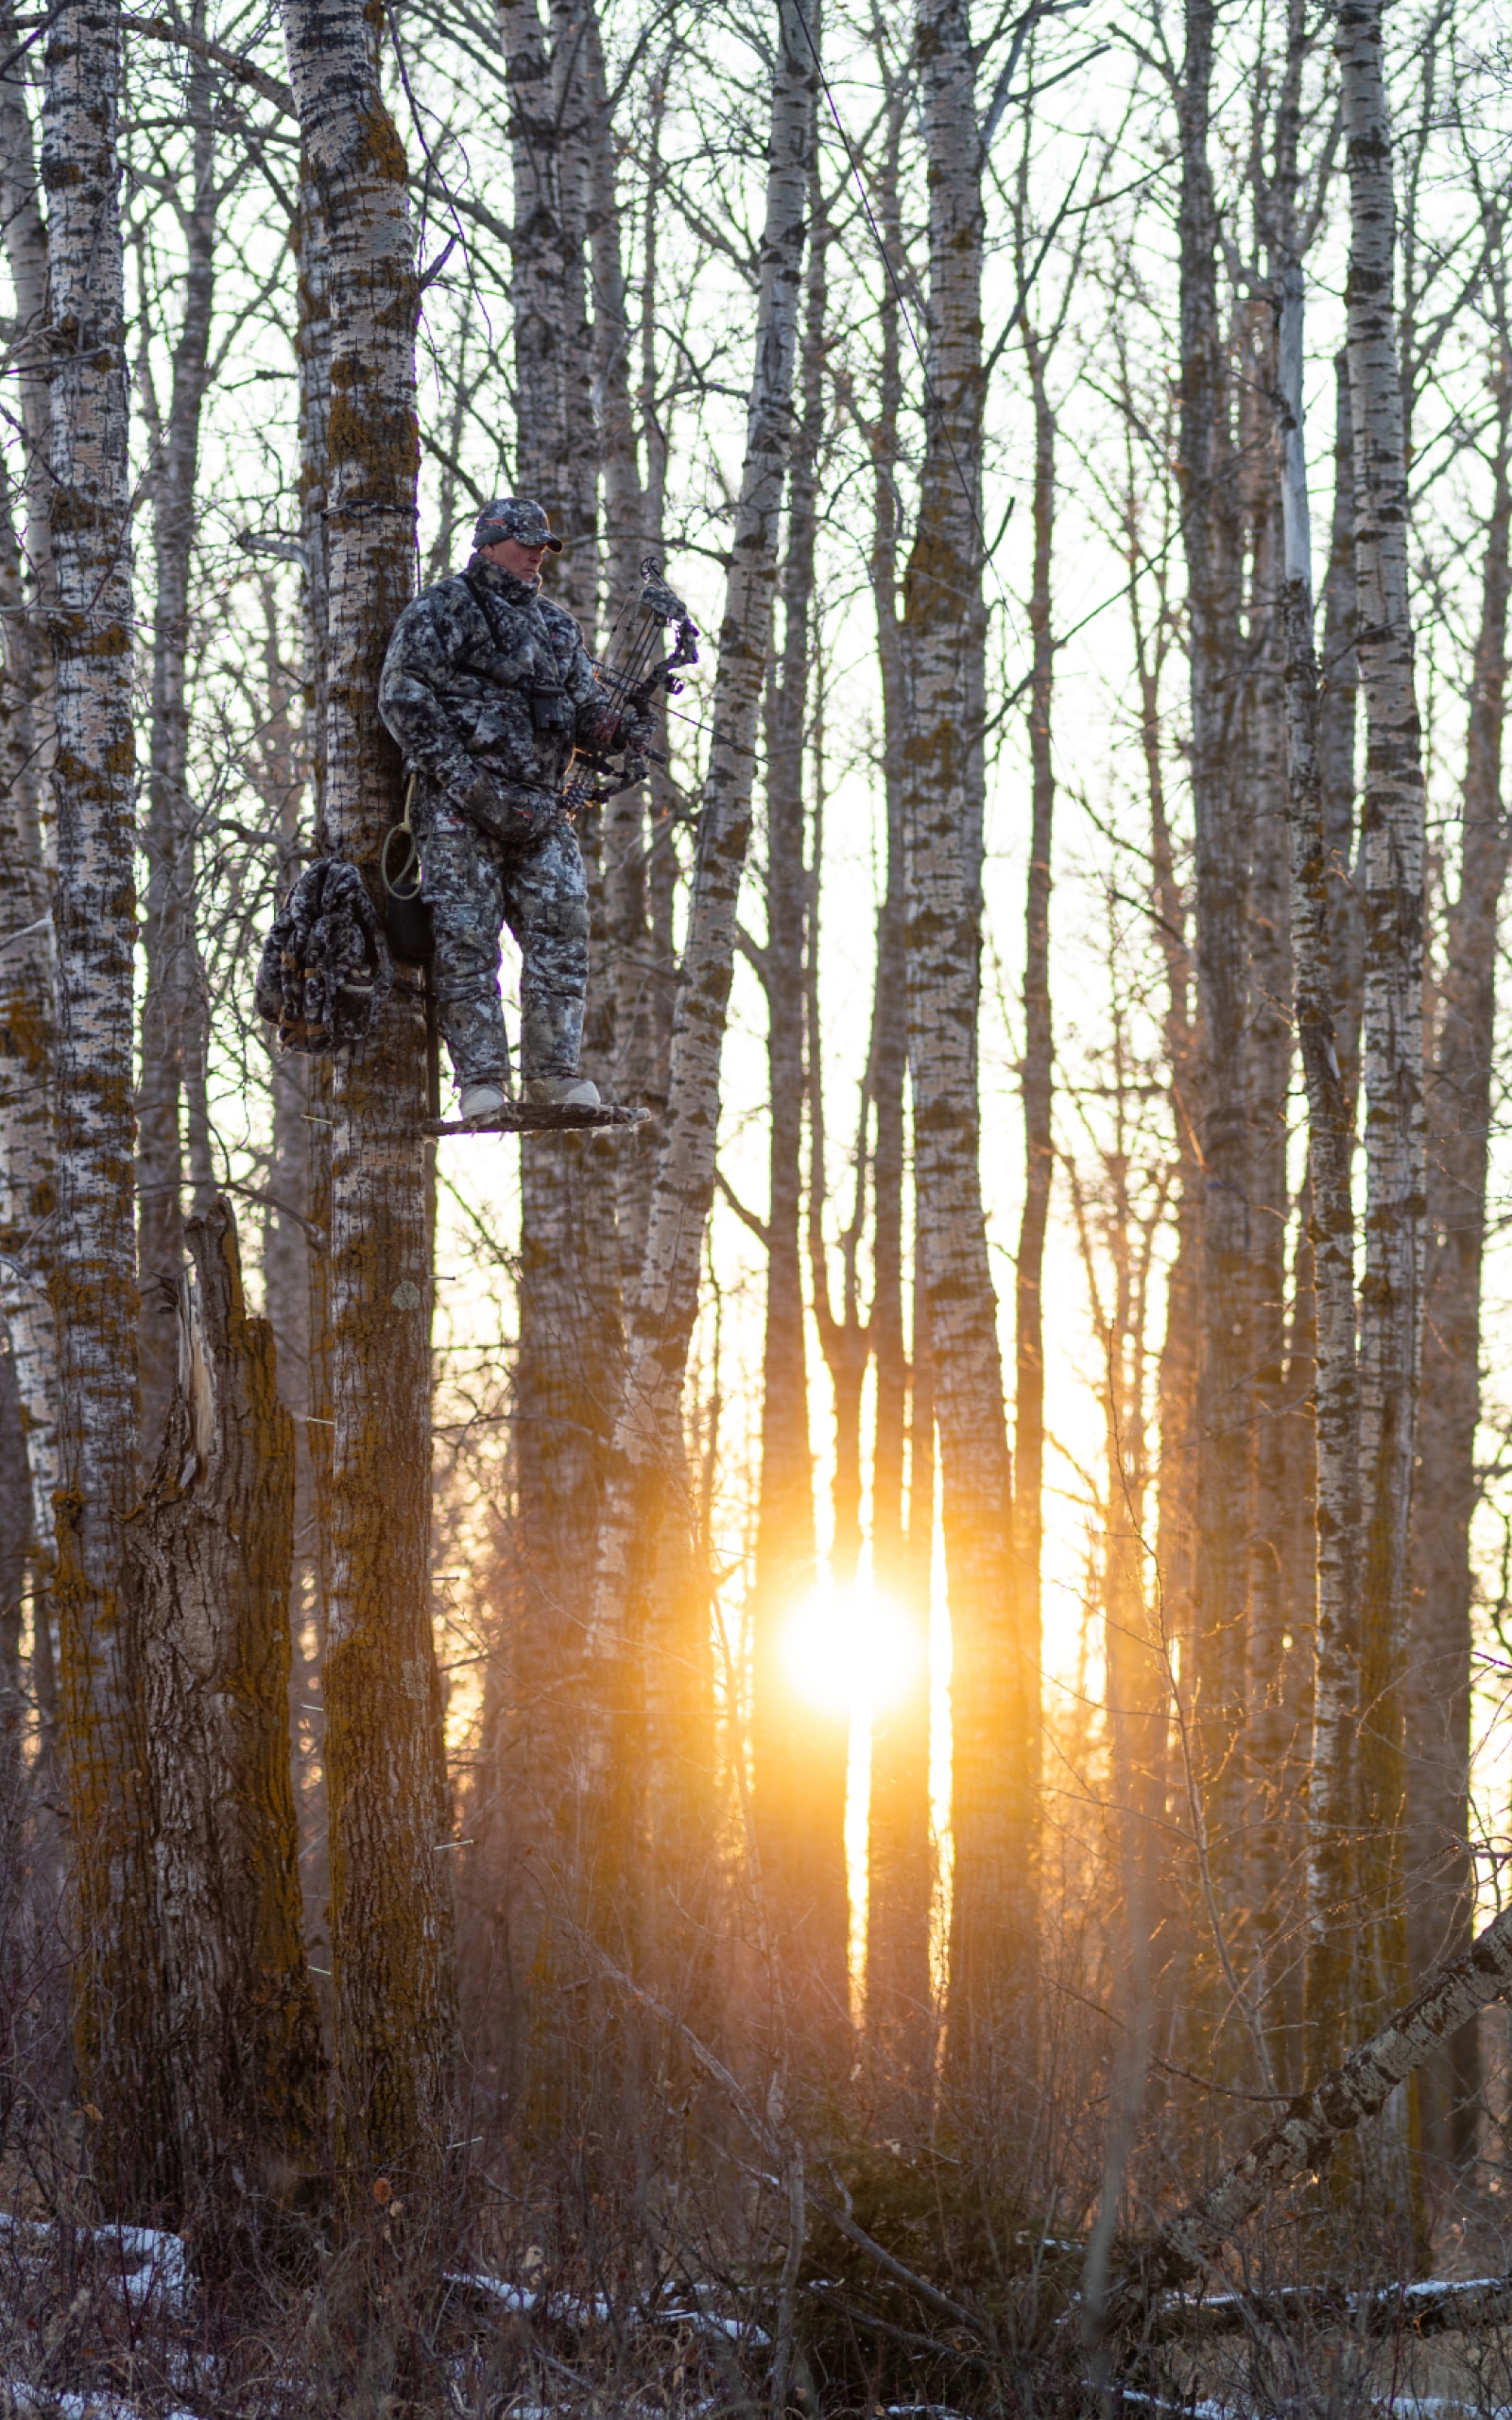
<box><xmin>377</xmin><ymin>554</ymin><xmax>607</xmax><ymax>802</ymax></box>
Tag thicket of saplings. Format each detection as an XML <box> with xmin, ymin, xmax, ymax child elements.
<box><xmin>3</xmin><ymin>1675</ymin><xmax>1510</xmax><ymax>2420</ymax></box>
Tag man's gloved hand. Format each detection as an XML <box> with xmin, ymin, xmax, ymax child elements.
<box><xmin>620</xmin><ymin>703</ymin><xmax>660</xmax><ymax>754</ymax></box>
<box><xmin>451</xmin><ymin>765</ymin><xmax>563</xmax><ymax>843</ymax></box>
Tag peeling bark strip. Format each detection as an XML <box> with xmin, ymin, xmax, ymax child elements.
<box><xmin>1338</xmin><ymin>0</ymin><xmax>1426</xmax><ymax>2028</ymax></box>
<box><xmin>585</xmin><ymin>0</ymin><xmax>815</xmax><ymax>1894</ymax></box>
<box><xmin>1107</xmin><ymin>1894</ymin><xmax>1512</xmax><ymax>2325</ymax></box>
<box><xmin>278</xmin><ymin>0</ymin><xmax>457</xmax><ymax>2188</ymax></box>
<box><xmin>127</xmin><ymin>1202</ymin><xmax>325</xmax><ymax>2234</ymax></box>
<box><xmin>904</xmin><ymin>0</ymin><xmax>1031</xmax><ymax>2107</ymax></box>
<box><xmin>42</xmin><ymin>0</ymin><xmax>154</xmax><ymax>2179</ymax></box>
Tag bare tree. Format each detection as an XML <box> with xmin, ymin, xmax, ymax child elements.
<box><xmin>127</xmin><ymin>1201</ymin><xmax>325</xmax><ymax>2243</ymax></box>
<box><xmin>279</xmin><ymin>0</ymin><xmax>458</xmax><ymax>2190</ymax></box>
<box><xmin>135</xmin><ymin>37</ymin><xmax>220</xmax><ymax>1461</ymax></box>
<box><xmin>1408</xmin><ymin>224</ymin><xmax>1511</xmax><ymax>2167</ymax></box>
<box><xmin>43</xmin><ymin>0</ymin><xmax>155</xmax><ymax>2198</ymax></box>
<box><xmin>584</xmin><ymin>0</ymin><xmax>816</xmax><ymax>1973</ymax></box>
<box><xmin>904</xmin><ymin>0</ymin><xmax>1032</xmax><ymax>2120</ymax></box>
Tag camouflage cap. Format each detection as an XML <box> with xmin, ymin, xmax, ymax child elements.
<box><xmin>473</xmin><ymin>497</ymin><xmax>563</xmax><ymax>554</ymax></box>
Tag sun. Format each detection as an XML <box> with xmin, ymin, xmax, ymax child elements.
<box><xmin>779</xmin><ymin>1579</ymin><xmax>925</xmax><ymax>1721</ymax></box>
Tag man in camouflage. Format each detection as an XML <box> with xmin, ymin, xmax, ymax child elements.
<box><xmin>378</xmin><ymin>496</ymin><xmax>652</xmax><ymax>1119</ymax></box>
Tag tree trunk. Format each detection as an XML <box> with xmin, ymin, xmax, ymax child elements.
<box><xmin>1178</xmin><ymin>0</ymin><xmax>1252</xmax><ymax>2009</ymax></box>
<box><xmin>1106</xmin><ymin>1890</ymin><xmax>1512</xmax><ymax>2326</ymax></box>
<box><xmin>279</xmin><ymin>0</ymin><xmax>457</xmax><ymax>2191</ymax></box>
<box><xmin>1239</xmin><ymin>305</ymin><xmax>1297</xmax><ymax>2041</ymax></box>
<box><xmin>1013</xmin><ymin>323</ymin><xmax>1054</xmax><ymax>1707</ymax></box>
<box><xmin>43</xmin><ymin>0</ymin><xmax>155</xmax><ymax>2199</ymax></box>
<box><xmin>0</xmin><ymin>0</ymin><xmax>59</xmax><ymax>1617</ymax></box>
<box><xmin>127</xmin><ymin>1201</ymin><xmax>325</xmax><ymax>2245</ymax></box>
<box><xmin>490</xmin><ymin>0</ymin><xmax>624</xmax><ymax>2120</ymax></box>
<box><xmin>136</xmin><ymin>47</ymin><xmax>217</xmax><ymax>1464</ymax></box>
<box><xmin>1339</xmin><ymin>0</ymin><xmax>1426</xmax><ymax>2054</ymax></box>
<box><xmin>1409</xmin><ymin>311</ymin><xmax>1510</xmax><ymax>2167</ymax></box>
<box><xmin>584</xmin><ymin>0</ymin><xmax>815</xmax><ymax>1958</ymax></box>
<box><xmin>751</xmin><ymin>153</ymin><xmax>849</xmax><ymax>2039</ymax></box>
<box><xmin>1273</xmin><ymin>260</ymin><xmax>1364</xmax><ymax>2083</ymax></box>
<box><xmin>906</xmin><ymin>0</ymin><xmax>1031</xmax><ymax>2122</ymax></box>
<box><xmin>864</xmin><ymin>78</ymin><xmax>932</xmax><ymax>2103</ymax></box>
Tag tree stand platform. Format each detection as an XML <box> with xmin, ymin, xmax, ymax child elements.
<box><xmin>423</xmin><ymin>1101</ymin><xmax>653</xmax><ymax>1137</ymax></box>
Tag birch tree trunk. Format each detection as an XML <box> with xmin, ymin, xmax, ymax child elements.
<box><xmin>0</xmin><ymin>0</ymin><xmax>59</xmax><ymax>1684</ymax></box>
<box><xmin>1178</xmin><ymin>0</ymin><xmax>1252</xmax><ymax>2005</ymax></box>
<box><xmin>279</xmin><ymin>0</ymin><xmax>457</xmax><ymax>2191</ymax></box>
<box><xmin>584</xmin><ymin>0</ymin><xmax>814</xmax><ymax>1956</ymax></box>
<box><xmin>127</xmin><ymin>1201</ymin><xmax>325</xmax><ymax>2246</ymax></box>
<box><xmin>1409</xmin><ymin>312</ymin><xmax>1510</xmax><ymax>2167</ymax></box>
<box><xmin>905</xmin><ymin>0</ymin><xmax>1032</xmax><ymax>2118</ymax></box>
<box><xmin>42</xmin><ymin>0</ymin><xmax>156</xmax><ymax>2192</ymax></box>
<box><xmin>1273</xmin><ymin>261</ymin><xmax>1364</xmax><ymax>2081</ymax></box>
<box><xmin>137</xmin><ymin>51</ymin><xmax>217</xmax><ymax>1463</ymax></box>
<box><xmin>1238</xmin><ymin>310</ymin><xmax>1297</xmax><ymax>2027</ymax></box>
<box><xmin>1013</xmin><ymin>320</ymin><xmax>1054</xmax><ymax>1695</ymax></box>
<box><xmin>750</xmin><ymin>161</ymin><xmax>848</xmax><ymax>2037</ymax></box>
<box><xmin>492</xmin><ymin>0</ymin><xmax>624</xmax><ymax>2111</ymax></box>
<box><xmin>1339</xmin><ymin>0</ymin><xmax>1426</xmax><ymax>2054</ymax></box>
<box><xmin>1106</xmin><ymin>1890</ymin><xmax>1512</xmax><ymax>2325</ymax></box>
<box><xmin>865</xmin><ymin>84</ymin><xmax>933</xmax><ymax>2102</ymax></box>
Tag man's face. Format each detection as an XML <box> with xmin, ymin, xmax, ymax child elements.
<box><xmin>481</xmin><ymin>535</ymin><xmax>549</xmax><ymax>581</ymax></box>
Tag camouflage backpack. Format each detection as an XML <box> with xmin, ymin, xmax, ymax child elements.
<box><xmin>254</xmin><ymin>859</ymin><xmax>393</xmax><ymax>1054</ymax></box>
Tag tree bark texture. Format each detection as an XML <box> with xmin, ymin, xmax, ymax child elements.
<box><xmin>42</xmin><ymin>0</ymin><xmax>154</xmax><ymax>2190</ymax></box>
<box><xmin>1408</xmin><ymin>322</ymin><xmax>1510</xmax><ymax>2166</ymax></box>
<box><xmin>126</xmin><ymin>1201</ymin><xmax>325</xmax><ymax>2240</ymax></box>
<box><xmin>1178</xmin><ymin>0</ymin><xmax>1252</xmax><ymax>1982</ymax></box>
<box><xmin>279</xmin><ymin>0</ymin><xmax>457</xmax><ymax>2189</ymax></box>
<box><xmin>1013</xmin><ymin>320</ymin><xmax>1054</xmax><ymax>1705</ymax></box>
<box><xmin>492</xmin><ymin>0</ymin><xmax>625</xmax><ymax>2111</ymax></box>
<box><xmin>0</xmin><ymin>3</ymin><xmax>59</xmax><ymax>1592</ymax></box>
<box><xmin>864</xmin><ymin>86</ymin><xmax>933</xmax><ymax>2100</ymax></box>
<box><xmin>137</xmin><ymin>54</ymin><xmax>217</xmax><ymax>1465</ymax></box>
<box><xmin>584</xmin><ymin>0</ymin><xmax>815</xmax><ymax>1947</ymax></box>
<box><xmin>1339</xmin><ymin>0</ymin><xmax>1426</xmax><ymax>2035</ymax></box>
<box><xmin>1273</xmin><ymin>263</ymin><xmax>1363</xmax><ymax>2078</ymax></box>
<box><xmin>1237</xmin><ymin>309</ymin><xmax>1297</xmax><ymax>2020</ymax></box>
<box><xmin>751</xmin><ymin>160</ymin><xmax>849</xmax><ymax>2038</ymax></box>
<box><xmin>905</xmin><ymin>0</ymin><xmax>1031</xmax><ymax>2118</ymax></box>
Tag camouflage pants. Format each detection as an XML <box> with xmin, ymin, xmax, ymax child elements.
<box><xmin>419</xmin><ymin>803</ymin><xmax>589</xmax><ymax>1087</ymax></box>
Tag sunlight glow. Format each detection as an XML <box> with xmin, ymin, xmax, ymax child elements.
<box><xmin>780</xmin><ymin>1580</ymin><xmax>923</xmax><ymax>1720</ymax></box>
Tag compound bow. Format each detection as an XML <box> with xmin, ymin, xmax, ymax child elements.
<box><xmin>562</xmin><ymin>556</ymin><xmax>699</xmax><ymax>817</ymax></box>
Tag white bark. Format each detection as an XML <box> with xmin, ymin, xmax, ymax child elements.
<box><xmin>1338</xmin><ymin>0</ymin><xmax>1426</xmax><ymax>2025</ymax></box>
<box><xmin>0</xmin><ymin>0</ymin><xmax>59</xmax><ymax>1591</ymax></box>
<box><xmin>42</xmin><ymin>0</ymin><xmax>150</xmax><ymax>2174</ymax></box>
<box><xmin>1108</xmin><ymin>1893</ymin><xmax>1512</xmax><ymax>2321</ymax></box>
<box><xmin>583</xmin><ymin>0</ymin><xmax>815</xmax><ymax>1907</ymax></box>
<box><xmin>1273</xmin><ymin>263</ymin><xmax>1363</xmax><ymax>2067</ymax></box>
<box><xmin>905</xmin><ymin>0</ymin><xmax>1031</xmax><ymax>2107</ymax></box>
